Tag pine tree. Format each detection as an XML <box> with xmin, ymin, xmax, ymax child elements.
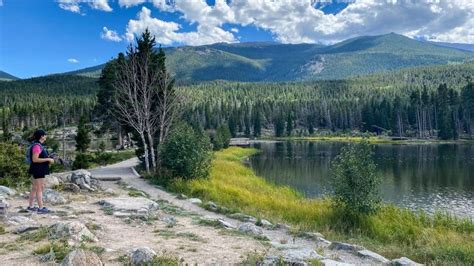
<box><xmin>75</xmin><ymin>116</ymin><xmax>91</xmax><ymax>152</ymax></box>
<box><xmin>286</xmin><ymin>113</ymin><xmax>293</xmax><ymax>136</ymax></box>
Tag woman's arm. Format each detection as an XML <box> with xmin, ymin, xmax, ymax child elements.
<box><xmin>32</xmin><ymin>150</ymin><xmax>54</xmax><ymax>164</ymax></box>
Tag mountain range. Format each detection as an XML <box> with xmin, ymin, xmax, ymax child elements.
<box><xmin>3</xmin><ymin>33</ymin><xmax>474</xmax><ymax>82</ymax></box>
<box><xmin>0</xmin><ymin>71</ymin><xmax>18</xmax><ymax>81</ymax></box>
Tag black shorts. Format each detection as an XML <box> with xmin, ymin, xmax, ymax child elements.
<box><xmin>32</xmin><ymin>175</ymin><xmax>45</xmax><ymax>179</ymax></box>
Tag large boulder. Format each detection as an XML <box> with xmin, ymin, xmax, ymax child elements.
<box><xmin>130</xmin><ymin>247</ymin><xmax>156</xmax><ymax>265</ymax></box>
<box><xmin>44</xmin><ymin>175</ymin><xmax>60</xmax><ymax>188</ymax></box>
<box><xmin>238</xmin><ymin>222</ymin><xmax>263</xmax><ymax>236</ymax></box>
<box><xmin>50</xmin><ymin>221</ymin><xmax>98</xmax><ymax>245</ymax></box>
<box><xmin>98</xmin><ymin>197</ymin><xmax>159</xmax><ymax>213</ymax></box>
<box><xmin>43</xmin><ymin>189</ymin><xmax>67</xmax><ymax>205</ymax></box>
<box><xmin>70</xmin><ymin>169</ymin><xmax>101</xmax><ymax>191</ymax></box>
<box><xmin>0</xmin><ymin>186</ymin><xmax>16</xmax><ymax>198</ymax></box>
<box><xmin>60</xmin><ymin>249</ymin><xmax>103</xmax><ymax>266</ymax></box>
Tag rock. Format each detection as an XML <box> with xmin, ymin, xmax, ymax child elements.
<box><xmin>176</xmin><ymin>194</ymin><xmax>188</xmax><ymax>199</ymax></box>
<box><xmin>391</xmin><ymin>257</ymin><xmax>422</xmax><ymax>266</ymax></box>
<box><xmin>238</xmin><ymin>222</ymin><xmax>263</xmax><ymax>236</ymax></box>
<box><xmin>275</xmin><ymin>223</ymin><xmax>291</xmax><ymax>231</ymax></box>
<box><xmin>300</xmin><ymin>231</ymin><xmax>324</xmax><ymax>240</ymax></box>
<box><xmin>63</xmin><ymin>183</ymin><xmax>81</xmax><ymax>193</ymax></box>
<box><xmin>44</xmin><ymin>175</ymin><xmax>60</xmax><ymax>188</ymax></box>
<box><xmin>104</xmin><ymin>188</ymin><xmax>116</xmax><ymax>194</ymax></box>
<box><xmin>282</xmin><ymin>248</ymin><xmax>324</xmax><ymax>264</ymax></box>
<box><xmin>113</xmin><ymin>211</ymin><xmax>132</xmax><ymax>218</ymax></box>
<box><xmin>161</xmin><ymin>215</ymin><xmax>177</xmax><ymax>227</ymax></box>
<box><xmin>43</xmin><ymin>189</ymin><xmax>67</xmax><ymax>205</ymax></box>
<box><xmin>203</xmin><ymin>201</ymin><xmax>218</xmax><ymax>211</ymax></box>
<box><xmin>55</xmin><ymin>173</ymin><xmax>73</xmax><ymax>183</ymax></box>
<box><xmin>12</xmin><ymin>225</ymin><xmax>40</xmax><ymax>234</ymax></box>
<box><xmin>71</xmin><ymin>169</ymin><xmax>92</xmax><ymax>184</ymax></box>
<box><xmin>0</xmin><ymin>197</ymin><xmax>8</xmax><ymax>217</ymax></box>
<box><xmin>71</xmin><ymin>169</ymin><xmax>100</xmax><ymax>191</ymax></box>
<box><xmin>357</xmin><ymin>249</ymin><xmax>390</xmax><ymax>263</ymax></box>
<box><xmin>228</xmin><ymin>213</ymin><xmax>257</xmax><ymax>223</ymax></box>
<box><xmin>317</xmin><ymin>237</ymin><xmax>332</xmax><ymax>245</ymax></box>
<box><xmin>321</xmin><ymin>259</ymin><xmax>355</xmax><ymax>266</ymax></box>
<box><xmin>188</xmin><ymin>198</ymin><xmax>202</xmax><ymax>205</ymax></box>
<box><xmin>130</xmin><ymin>247</ymin><xmax>157</xmax><ymax>265</ymax></box>
<box><xmin>0</xmin><ymin>186</ymin><xmax>16</xmax><ymax>197</ymax></box>
<box><xmin>217</xmin><ymin>218</ymin><xmax>236</xmax><ymax>229</ymax></box>
<box><xmin>60</xmin><ymin>249</ymin><xmax>103</xmax><ymax>266</ymax></box>
<box><xmin>259</xmin><ymin>255</ymin><xmax>280</xmax><ymax>266</ymax></box>
<box><xmin>328</xmin><ymin>242</ymin><xmax>364</xmax><ymax>253</ymax></box>
<box><xmin>8</xmin><ymin>215</ymin><xmax>35</xmax><ymax>225</ymax></box>
<box><xmin>99</xmin><ymin>197</ymin><xmax>158</xmax><ymax>212</ymax></box>
<box><xmin>50</xmin><ymin>221</ymin><xmax>98</xmax><ymax>244</ymax></box>
<box><xmin>259</xmin><ymin>219</ymin><xmax>273</xmax><ymax>228</ymax></box>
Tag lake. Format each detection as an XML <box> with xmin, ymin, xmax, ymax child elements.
<box><xmin>249</xmin><ymin>141</ymin><xmax>474</xmax><ymax>219</ymax></box>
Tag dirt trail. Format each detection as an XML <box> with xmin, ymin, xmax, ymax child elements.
<box><xmin>0</xmin><ymin>158</ymin><xmax>396</xmax><ymax>265</ymax></box>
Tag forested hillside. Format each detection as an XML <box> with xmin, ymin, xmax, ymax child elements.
<box><xmin>1</xmin><ymin>62</ymin><xmax>472</xmax><ymax>140</ymax></box>
<box><xmin>0</xmin><ymin>75</ymin><xmax>98</xmax><ymax>133</ymax></box>
<box><xmin>68</xmin><ymin>33</ymin><xmax>473</xmax><ymax>82</ymax></box>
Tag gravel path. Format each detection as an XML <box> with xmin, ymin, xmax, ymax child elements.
<box><xmin>89</xmin><ymin>158</ymin><xmax>392</xmax><ymax>265</ymax></box>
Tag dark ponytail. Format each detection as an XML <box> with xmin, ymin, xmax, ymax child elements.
<box><xmin>29</xmin><ymin>129</ymin><xmax>47</xmax><ymax>142</ymax></box>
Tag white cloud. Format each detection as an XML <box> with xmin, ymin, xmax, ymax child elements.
<box><xmin>57</xmin><ymin>0</ymin><xmax>112</xmax><ymax>13</ymax></box>
<box><xmin>101</xmin><ymin>27</ymin><xmax>123</xmax><ymax>42</ymax></box>
<box><xmin>118</xmin><ymin>0</ymin><xmax>146</xmax><ymax>8</ymax></box>
<box><xmin>131</xmin><ymin>0</ymin><xmax>474</xmax><ymax>45</ymax></box>
<box><xmin>68</xmin><ymin>58</ymin><xmax>79</xmax><ymax>63</ymax></box>
<box><xmin>125</xmin><ymin>7</ymin><xmax>236</xmax><ymax>46</ymax></box>
<box><xmin>63</xmin><ymin>0</ymin><xmax>472</xmax><ymax>45</ymax></box>
<box><xmin>231</xmin><ymin>28</ymin><xmax>239</xmax><ymax>33</ymax></box>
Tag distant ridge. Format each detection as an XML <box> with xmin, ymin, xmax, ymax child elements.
<box><xmin>0</xmin><ymin>70</ymin><xmax>19</xmax><ymax>81</ymax></box>
<box><xmin>64</xmin><ymin>33</ymin><xmax>474</xmax><ymax>82</ymax></box>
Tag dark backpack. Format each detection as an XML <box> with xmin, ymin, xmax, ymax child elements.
<box><xmin>25</xmin><ymin>143</ymin><xmax>43</xmax><ymax>164</ymax></box>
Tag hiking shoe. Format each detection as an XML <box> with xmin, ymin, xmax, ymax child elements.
<box><xmin>27</xmin><ymin>206</ymin><xmax>38</xmax><ymax>212</ymax></box>
<box><xmin>37</xmin><ymin>207</ymin><xmax>50</xmax><ymax>214</ymax></box>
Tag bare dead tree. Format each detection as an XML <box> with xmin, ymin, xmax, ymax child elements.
<box><xmin>155</xmin><ymin>70</ymin><xmax>185</xmax><ymax>169</ymax></box>
<box><xmin>112</xmin><ymin>45</ymin><xmax>160</xmax><ymax>173</ymax></box>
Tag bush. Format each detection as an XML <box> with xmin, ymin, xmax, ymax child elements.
<box><xmin>0</xmin><ymin>142</ymin><xmax>30</xmax><ymax>188</ymax></box>
<box><xmin>212</xmin><ymin>124</ymin><xmax>231</xmax><ymax>151</ymax></box>
<box><xmin>330</xmin><ymin>140</ymin><xmax>381</xmax><ymax>214</ymax></box>
<box><xmin>94</xmin><ymin>141</ymin><xmax>112</xmax><ymax>165</ymax></box>
<box><xmin>72</xmin><ymin>152</ymin><xmax>92</xmax><ymax>170</ymax></box>
<box><xmin>160</xmin><ymin>123</ymin><xmax>212</xmax><ymax>180</ymax></box>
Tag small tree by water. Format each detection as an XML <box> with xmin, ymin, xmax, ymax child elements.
<box><xmin>160</xmin><ymin>123</ymin><xmax>212</xmax><ymax>180</ymax></box>
<box><xmin>330</xmin><ymin>140</ymin><xmax>381</xmax><ymax>214</ymax></box>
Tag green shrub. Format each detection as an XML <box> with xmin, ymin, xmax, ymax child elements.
<box><xmin>72</xmin><ymin>152</ymin><xmax>92</xmax><ymax>170</ymax></box>
<box><xmin>94</xmin><ymin>142</ymin><xmax>112</xmax><ymax>166</ymax></box>
<box><xmin>330</xmin><ymin>140</ymin><xmax>381</xmax><ymax>214</ymax></box>
<box><xmin>212</xmin><ymin>124</ymin><xmax>232</xmax><ymax>151</ymax></box>
<box><xmin>160</xmin><ymin>123</ymin><xmax>212</xmax><ymax>180</ymax></box>
<box><xmin>0</xmin><ymin>142</ymin><xmax>30</xmax><ymax>188</ymax></box>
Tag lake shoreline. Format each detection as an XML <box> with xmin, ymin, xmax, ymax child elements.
<box><xmin>170</xmin><ymin>147</ymin><xmax>474</xmax><ymax>265</ymax></box>
<box><xmin>254</xmin><ymin>136</ymin><xmax>474</xmax><ymax>145</ymax></box>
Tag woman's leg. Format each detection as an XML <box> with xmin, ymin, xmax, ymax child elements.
<box><xmin>28</xmin><ymin>179</ymin><xmax>37</xmax><ymax>207</ymax></box>
<box><xmin>35</xmin><ymin>178</ymin><xmax>45</xmax><ymax>209</ymax></box>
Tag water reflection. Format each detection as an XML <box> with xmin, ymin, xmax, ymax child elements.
<box><xmin>249</xmin><ymin>142</ymin><xmax>474</xmax><ymax>218</ymax></box>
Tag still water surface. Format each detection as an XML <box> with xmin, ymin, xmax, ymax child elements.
<box><xmin>249</xmin><ymin>141</ymin><xmax>474</xmax><ymax>218</ymax></box>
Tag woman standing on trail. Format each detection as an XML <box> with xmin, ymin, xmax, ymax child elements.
<box><xmin>27</xmin><ymin>129</ymin><xmax>54</xmax><ymax>214</ymax></box>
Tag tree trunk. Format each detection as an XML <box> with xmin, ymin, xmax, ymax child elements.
<box><xmin>139</xmin><ymin>132</ymin><xmax>150</xmax><ymax>173</ymax></box>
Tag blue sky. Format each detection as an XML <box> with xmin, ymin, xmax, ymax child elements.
<box><xmin>0</xmin><ymin>0</ymin><xmax>472</xmax><ymax>78</ymax></box>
